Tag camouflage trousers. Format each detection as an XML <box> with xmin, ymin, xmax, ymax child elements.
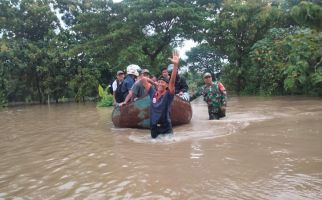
<box><xmin>208</xmin><ymin>105</ymin><xmax>226</xmax><ymax>120</ymax></box>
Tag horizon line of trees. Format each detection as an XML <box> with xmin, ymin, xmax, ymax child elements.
<box><xmin>1</xmin><ymin>0</ymin><xmax>321</xmax><ymax>106</ymax></box>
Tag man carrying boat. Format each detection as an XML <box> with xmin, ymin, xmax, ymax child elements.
<box><xmin>190</xmin><ymin>72</ymin><xmax>227</xmax><ymax>120</ymax></box>
<box><xmin>141</xmin><ymin>50</ymin><xmax>180</xmax><ymax>138</ymax></box>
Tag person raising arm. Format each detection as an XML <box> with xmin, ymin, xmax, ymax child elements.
<box><xmin>141</xmin><ymin>50</ymin><xmax>179</xmax><ymax>138</ymax></box>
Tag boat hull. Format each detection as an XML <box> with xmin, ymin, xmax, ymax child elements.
<box><xmin>112</xmin><ymin>95</ymin><xmax>192</xmax><ymax>128</ymax></box>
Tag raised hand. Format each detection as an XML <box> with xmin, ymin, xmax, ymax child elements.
<box><xmin>169</xmin><ymin>49</ymin><xmax>180</xmax><ymax>67</ymax></box>
<box><xmin>168</xmin><ymin>50</ymin><xmax>179</xmax><ymax>94</ymax></box>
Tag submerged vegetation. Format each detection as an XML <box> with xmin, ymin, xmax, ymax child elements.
<box><xmin>0</xmin><ymin>0</ymin><xmax>321</xmax><ymax>107</ymax></box>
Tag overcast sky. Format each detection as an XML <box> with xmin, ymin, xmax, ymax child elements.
<box><xmin>177</xmin><ymin>40</ymin><xmax>198</xmax><ymax>60</ymax></box>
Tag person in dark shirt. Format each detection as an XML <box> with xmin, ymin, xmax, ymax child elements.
<box><xmin>141</xmin><ymin>50</ymin><xmax>180</xmax><ymax>138</ymax></box>
<box><xmin>167</xmin><ymin>64</ymin><xmax>190</xmax><ymax>101</ymax></box>
<box><xmin>112</xmin><ymin>70</ymin><xmax>125</xmax><ymax>105</ymax></box>
<box><xmin>120</xmin><ymin>64</ymin><xmax>140</xmax><ymax>102</ymax></box>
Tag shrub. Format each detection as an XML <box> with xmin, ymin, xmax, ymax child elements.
<box><xmin>97</xmin><ymin>84</ymin><xmax>113</xmax><ymax>107</ymax></box>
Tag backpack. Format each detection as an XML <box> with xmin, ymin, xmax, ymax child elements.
<box><xmin>115</xmin><ymin>80</ymin><xmax>124</xmax><ymax>103</ymax></box>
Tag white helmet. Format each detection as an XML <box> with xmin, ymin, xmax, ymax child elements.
<box><xmin>127</xmin><ymin>64</ymin><xmax>141</xmax><ymax>76</ymax></box>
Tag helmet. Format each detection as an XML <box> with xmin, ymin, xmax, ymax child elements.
<box><xmin>127</xmin><ymin>64</ymin><xmax>141</xmax><ymax>76</ymax></box>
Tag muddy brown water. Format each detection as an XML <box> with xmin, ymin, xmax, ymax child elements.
<box><xmin>0</xmin><ymin>96</ymin><xmax>322</xmax><ymax>199</ymax></box>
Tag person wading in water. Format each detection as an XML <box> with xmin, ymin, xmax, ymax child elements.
<box><xmin>141</xmin><ymin>50</ymin><xmax>180</xmax><ymax>138</ymax></box>
<box><xmin>190</xmin><ymin>72</ymin><xmax>227</xmax><ymax>120</ymax></box>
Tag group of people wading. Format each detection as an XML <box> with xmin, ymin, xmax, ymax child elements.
<box><xmin>110</xmin><ymin>50</ymin><xmax>227</xmax><ymax>138</ymax></box>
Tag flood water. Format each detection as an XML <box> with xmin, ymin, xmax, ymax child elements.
<box><xmin>0</xmin><ymin>96</ymin><xmax>322</xmax><ymax>199</ymax></box>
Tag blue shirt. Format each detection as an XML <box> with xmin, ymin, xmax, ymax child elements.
<box><xmin>121</xmin><ymin>75</ymin><xmax>135</xmax><ymax>100</ymax></box>
<box><xmin>148</xmin><ymin>87</ymin><xmax>175</xmax><ymax>125</ymax></box>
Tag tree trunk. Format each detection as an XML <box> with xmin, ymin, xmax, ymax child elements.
<box><xmin>236</xmin><ymin>57</ymin><xmax>242</xmax><ymax>95</ymax></box>
<box><xmin>35</xmin><ymin>73</ymin><xmax>42</xmax><ymax>104</ymax></box>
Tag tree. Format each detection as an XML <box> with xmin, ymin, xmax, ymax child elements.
<box><xmin>0</xmin><ymin>0</ymin><xmax>61</xmax><ymax>103</ymax></box>
<box><xmin>121</xmin><ymin>0</ymin><xmax>207</xmax><ymax>69</ymax></box>
<box><xmin>250</xmin><ymin>27</ymin><xmax>322</xmax><ymax>96</ymax></box>
<box><xmin>65</xmin><ymin>0</ymin><xmax>207</xmax><ymax>74</ymax></box>
<box><xmin>248</xmin><ymin>1</ymin><xmax>322</xmax><ymax>96</ymax></box>
<box><xmin>186</xmin><ymin>43</ymin><xmax>226</xmax><ymax>77</ymax></box>
<box><xmin>291</xmin><ymin>1</ymin><xmax>322</xmax><ymax>31</ymax></box>
<box><xmin>248</xmin><ymin>28</ymin><xmax>293</xmax><ymax>95</ymax></box>
<box><xmin>206</xmin><ymin>0</ymin><xmax>284</xmax><ymax>94</ymax></box>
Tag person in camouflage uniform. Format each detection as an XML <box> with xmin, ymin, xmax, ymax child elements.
<box><xmin>190</xmin><ymin>72</ymin><xmax>227</xmax><ymax>120</ymax></box>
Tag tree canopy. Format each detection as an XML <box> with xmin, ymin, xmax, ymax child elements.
<box><xmin>0</xmin><ymin>0</ymin><xmax>321</xmax><ymax>106</ymax></box>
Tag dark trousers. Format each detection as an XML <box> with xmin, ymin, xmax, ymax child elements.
<box><xmin>208</xmin><ymin>106</ymin><xmax>226</xmax><ymax>120</ymax></box>
<box><xmin>150</xmin><ymin>121</ymin><xmax>173</xmax><ymax>138</ymax></box>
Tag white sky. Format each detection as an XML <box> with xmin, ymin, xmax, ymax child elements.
<box><xmin>177</xmin><ymin>40</ymin><xmax>198</xmax><ymax>60</ymax></box>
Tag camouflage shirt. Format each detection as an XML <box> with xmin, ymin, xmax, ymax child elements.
<box><xmin>191</xmin><ymin>81</ymin><xmax>227</xmax><ymax>108</ymax></box>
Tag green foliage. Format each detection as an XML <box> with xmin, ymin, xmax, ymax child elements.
<box><xmin>1</xmin><ymin>0</ymin><xmax>322</xmax><ymax>105</ymax></box>
<box><xmin>206</xmin><ymin>0</ymin><xmax>285</xmax><ymax>94</ymax></box>
<box><xmin>250</xmin><ymin>27</ymin><xmax>322</xmax><ymax>96</ymax></box>
<box><xmin>98</xmin><ymin>84</ymin><xmax>106</xmax><ymax>98</ymax></box>
<box><xmin>58</xmin><ymin>96</ymin><xmax>68</xmax><ymax>103</ymax></box>
<box><xmin>186</xmin><ymin>44</ymin><xmax>226</xmax><ymax>75</ymax></box>
<box><xmin>291</xmin><ymin>1</ymin><xmax>322</xmax><ymax>31</ymax></box>
<box><xmin>248</xmin><ymin>28</ymin><xmax>290</xmax><ymax>95</ymax></box>
<box><xmin>220</xmin><ymin>63</ymin><xmax>242</xmax><ymax>94</ymax></box>
<box><xmin>97</xmin><ymin>84</ymin><xmax>113</xmax><ymax>107</ymax></box>
<box><xmin>69</xmin><ymin>66</ymin><xmax>100</xmax><ymax>102</ymax></box>
<box><xmin>283</xmin><ymin>29</ymin><xmax>322</xmax><ymax>95</ymax></box>
<box><xmin>183</xmin><ymin>71</ymin><xmax>204</xmax><ymax>95</ymax></box>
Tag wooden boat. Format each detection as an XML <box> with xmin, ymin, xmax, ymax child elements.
<box><xmin>112</xmin><ymin>95</ymin><xmax>192</xmax><ymax>128</ymax></box>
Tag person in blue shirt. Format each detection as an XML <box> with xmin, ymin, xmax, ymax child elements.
<box><xmin>120</xmin><ymin>69</ymin><xmax>151</xmax><ymax>105</ymax></box>
<box><xmin>141</xmin><ymin>50</ymin><xmax>179</xmax><ymax>138</ymax></box>
<box><xmin>120</xmin><ymin>64</ymin><xmax>140</xmax><ymax>102</ymax></box>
